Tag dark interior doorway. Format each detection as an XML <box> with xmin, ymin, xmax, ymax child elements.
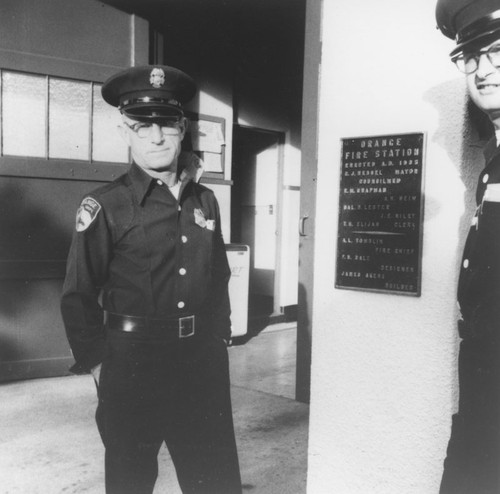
<box><xmin>231</xmin><ymin>125</ymin><xmax>284</xmax><ymax>327</ymax></box>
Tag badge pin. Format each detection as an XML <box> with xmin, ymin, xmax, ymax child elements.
<box><xmin>149</xmin><ymin>67</ymin><xmax>165</xmax><ymax>89</ymax></box>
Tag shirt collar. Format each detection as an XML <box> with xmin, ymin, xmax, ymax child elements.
<box><xmin>178</xmin><ymin>152</ymin><xmax>203</xmax><ymax>183</ymax></box>
<box><xmin>128</xmin><ymin>160</ymin><xmax>198</xmax><ymax>205</ymax></box>
<box><xmin>483</xmin><ymin>136</ymin><xmax>500</xmax><ymax>163</ymax></box>
<box><xmin>128</xmin><ymin>163</ymin><xmax>156</xmax><ymax>205</ymax></box>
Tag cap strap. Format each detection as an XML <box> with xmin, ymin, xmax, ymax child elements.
<box><xmin>119</xmin><ymin>97</ymin><xmax>182</xmax><ymax>110</ymax></box>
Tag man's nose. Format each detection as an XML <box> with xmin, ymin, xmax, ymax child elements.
<box><xmin>476</xmin><ymin>53</ymin><xmax>497</xmax><ymax>78</ymax></box>
<box><xmin>149</xmin><ymin>123</ymin><xmax>164</xmax><ymax>143</ymax></box>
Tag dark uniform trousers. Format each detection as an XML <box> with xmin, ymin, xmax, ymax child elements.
<box><xmin>97</xmin><ymin>327</ymin><xmax>241</xmax><ymax>494</ymax></box>
<box><xmin>440</xmin><ymin>335</ymin><xmax>500</xmax><ymax>494</ymax></box>
<box><xmin>440</xmin><ymin>142</ymin><xmax>500</xmax><ymax>494</ymax></box>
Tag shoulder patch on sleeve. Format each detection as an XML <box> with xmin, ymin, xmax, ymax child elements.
<box><xmin>76</xmin><ymin>197</ymin><xmax>102</xmax><ymax>232</ymax></box>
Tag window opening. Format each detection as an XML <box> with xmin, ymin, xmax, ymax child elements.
<box><xmin>0</xmin><ymin>69</ymin><xmax>128</xmax><ymax>164</ymax></box>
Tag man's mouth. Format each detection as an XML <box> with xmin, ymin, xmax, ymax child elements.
<box><xmin>477</xmin><ymin>82</ymin><xmax>500</xmax><ymax>92</ymax></box>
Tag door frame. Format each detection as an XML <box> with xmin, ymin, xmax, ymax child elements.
<box><xmin>296</xmin><ymin>0</ymin><xmax>322</xmax><ymax>403</ymax></box>
<box><xmin>232</xmin><ymin>124</ymin><xmax>286</xmax><ymax>317</ymax></box>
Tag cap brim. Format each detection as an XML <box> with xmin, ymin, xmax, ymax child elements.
<box><xmin>121</xmin><ymin>103</ymin><xmax>184</xmax><ymax>119</ymax></box>
<box><xmin>450</xmin><ymin>26</ymin><xmax>500</xmax><ymax>56</ymax></box>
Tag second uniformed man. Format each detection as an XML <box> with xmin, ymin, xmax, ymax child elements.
<box><xmin>61</xmin><ymin>65</ymin><xmax>242</xmax><ymax>494</ymax></box>
<box><xmin>436</xmin><ymin>0</ymin><xmax>500</xmax><ymax>492</ymax></box>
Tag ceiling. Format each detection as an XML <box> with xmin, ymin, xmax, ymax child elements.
<box><xmin>101</xmin><ymin>0</ymin><xmax>306</xmax><ymax>106</ymax></box>
<box><xmin>100</xmin><ymin>0</ymin><xmax>306</xmax><ymax>71</ymax></box>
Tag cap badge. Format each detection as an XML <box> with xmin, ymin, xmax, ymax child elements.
<box><xmin>150</xmin><ymin>68</ymin><xmax>165</xmax><ymax>89</ymax></box>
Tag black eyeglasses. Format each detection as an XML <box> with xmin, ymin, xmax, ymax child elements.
<box><xmin>123</xmin><ymin>119</ymin><xmax>182</xmax><ymax>138</ymax></box>
<box><xmin>452</xmin><ymin>43</ymin><xmax>500</xmax><ymax>74</ymax></box>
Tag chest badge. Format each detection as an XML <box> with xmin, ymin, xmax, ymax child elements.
<box><xmin>193</xmin><ymin>208</ymin><xmax>216</xmax><ymax>230</ymax></box>
<box><xmin>194</xmin><ymin>208</ymin><xmax>207</xmax><ymax>228</ymax></box>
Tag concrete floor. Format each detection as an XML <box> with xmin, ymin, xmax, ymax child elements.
<box><xmin>0</xmin><ymin>324</ymin><xmax>309</xmax><ymax>494</ymax></box>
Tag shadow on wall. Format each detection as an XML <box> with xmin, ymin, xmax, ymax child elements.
<box><xmin>424</xmin><ymin>79</ymin><xmax>492</xmax><ymax>285</ymax></box>
<box><xmin>423</xmin><ymin>79</ymin><xmax>494</xmax><ymax>411</ymax></box>
<box><xmin>0</xmin><ymin>179</ymin><xmax>72</xmax><ymax>367</ymax></box>
<box><xmin>424</xmin><ymin>79</ymin><xmax>492</xmax><ymax>247</ymax></box>
<box><xmin>0</xmin><ymin>324</ymin><xmax>19</xmax><ymax>362</ymax></box>
<box><xmin>0</xmin><ymin>181</ymin><xmax>72</xmax><ymax>263</ymax></box>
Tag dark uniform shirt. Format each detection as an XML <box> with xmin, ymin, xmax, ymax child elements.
<box><xmin>458</xmin><ymin>140</ymin><xmax>500</xmax><ymax>340</ymax></box>
<box><xmin>61</xmin><ymin>163</ymin><xmax>231</xmax><ymax>374</ymax></box>
<box><xmin>440</xmin><ymin>140</ymin><xmax>500</xmax><ymax>494</ymax></box>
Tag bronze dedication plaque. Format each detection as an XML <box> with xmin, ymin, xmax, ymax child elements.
<box><xmin>336</xmin><ymin>133</ymin><xmax>425</xmax><ymax>296</ymax></box>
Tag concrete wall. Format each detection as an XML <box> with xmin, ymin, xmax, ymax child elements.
<box><xmin>307</xmin><ymin>0</ymin><xmax>488</xmax><ymax>492</ymax></box>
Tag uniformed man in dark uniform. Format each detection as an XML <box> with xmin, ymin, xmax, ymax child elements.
<box><xmin>436</xmin><ymin>1</ymin><xmax>500</xmax><ymax>492</ymax></box>
<box><xmin>61</xmin><ymin>65</ymin><xmax>242</xmax><ymax>494</ymax></box>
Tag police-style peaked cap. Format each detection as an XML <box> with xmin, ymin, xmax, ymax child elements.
<box><xmin>436</xmin><ymin>0</ymin><xmax>500</xmax><ymax>55</ymax></box>
<box><xmin>101</xmin><ymin>65</ymin><xmax>196</xmax><ymax>119</ymax></box>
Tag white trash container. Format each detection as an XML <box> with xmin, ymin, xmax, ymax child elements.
<box><xmin>226</xmin><ymin>244</ymin><xmax>250</xmax><ymax>337</ymax></box>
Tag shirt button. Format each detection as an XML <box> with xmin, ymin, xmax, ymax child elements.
<box><xmin>179</xmin><ymin>268</ymin><xmax>187</xmax><ymax>275</ymax></box>
<box><xmin>181</xmin><ymin>235</ymin><xmax>188</xmax><ymax>243</ymax></box>
<box><xmin>463</xmin><ymin>259</ymin><xmax>469</xmax><ymax>269</ymax></box>
<box><xmin>483</xmin><ymin>174</ymin><xmax>489</xmax><ymax>183</ymax></box>
<box><xmin>177</xmin><ymin>301</ymin><xmax>185</xmax><ymax>309</ymax></box>
<box><xmin>156</xmin><ymin>179</ymin><xmax>163</xmax><ymax>186</ymax></box>
<box><xmin>178</xmin><ymin>205</ymin><xmax>182</xmax><ymax>211</ymax></box>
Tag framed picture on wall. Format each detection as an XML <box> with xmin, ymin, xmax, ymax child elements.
<box><xmin>184</xmin><ymin>112</ymin><xmax>226</xmax><ymax>179</ymax></box>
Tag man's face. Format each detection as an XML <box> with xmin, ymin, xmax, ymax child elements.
<box><xmin>465</xmin><ymin>39</ymin><xmax>500</xmax><ymax>119</ymax></box>
<box><xmin>119</xmin><ymin>115</ymin><xmax>187</xmax><ymax>174</ymax></box>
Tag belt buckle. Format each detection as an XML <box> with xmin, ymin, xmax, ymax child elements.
<box><xmin>179</xmin><ymin>315</ymin><xmax>195</xmax><ymax>338</ymax></box>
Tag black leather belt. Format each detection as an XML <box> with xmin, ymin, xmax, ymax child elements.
<box><xmin>105</xmin><ymin>311</ymin><xmax>196</xmax><ymax>338</ymax></box>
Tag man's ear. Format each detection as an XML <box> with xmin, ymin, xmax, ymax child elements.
<box><xmin>179</xmin><ymin>117</ymin><xmax>189</xmax><ymax>141</ymax></box>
